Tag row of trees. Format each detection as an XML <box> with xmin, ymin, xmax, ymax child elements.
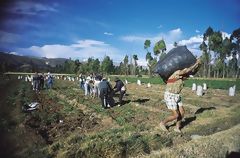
<box><xmin>55</xmin><ymin>55</ymin><xmax>148</xmax><ymax>76</ymax></box>
<box><xmin>56</xmin><ymin>27</ymin><xmax>239</xmax><ymax>78</ymax></box>
<box><xmin>199</xmin><ymin>27</ymin><xmax>240</xmax><ymax>78</ymax></box>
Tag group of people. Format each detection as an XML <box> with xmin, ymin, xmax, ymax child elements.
<box><xmin>32</xmin><ymin>72</ymin><xmax>54</xmax><ymax>93</ymax></box>
<box><xmin>29</xmin><ymin>57</ymin><xmax>200</xmax><ymax>133</ymax></box>
<box><xmin>79</xmin><ymin>73</ymin><xmax>126</xmax><ymax>109</ymax></box>
<box><xmin>77</xmin><ymin>57</ymin><xmax>200</xmax><ymax>132</ymax></box>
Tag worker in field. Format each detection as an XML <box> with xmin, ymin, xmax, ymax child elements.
<box><xmin>32</xmin><ymin>72</ymin><xmax>40</xmax><ymax>93</ymax></box>
<box><xmin>84</xmin><ymin>75</ymin><xmax>92</xmax><ymax>96</ymax></box>
<box><xmin>93</xmin><ymin>75</ymin><xmax>102</xmax><ymax>98</ymax></box>
<box><xmin>39</xmin><ymin>73</ymin><xmax>45</xmax><ymax>90</ymax></box>
<box><xmin>113</xmin><ymin>77</ymin><xmax>126</xmax><ymax>107</ymax></box>
<box><xmin>47</xmin><ymin>72</ymin><xmax>53</xmax><ymax>89</ymax></box>
<box><xmin>160</xmin><ymin>59</ymin><xmax>201</xmax><ymax>133</ymax></box>
<box><xmin>79</xmin><ymin>74</ymin><xmax>85</xmax><ymax>90</ymax></box>
<box><xmin>99</xmin><ymin>77</ymin><xmax>114</xmax><ymax>109</ymax></box>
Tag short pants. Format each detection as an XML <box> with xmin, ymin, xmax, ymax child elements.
<box><xmin>164</xmin><ymin>91</ymin><xmax>183</xmax><ymax>110</ymax></box>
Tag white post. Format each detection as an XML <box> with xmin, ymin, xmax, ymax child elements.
<box><xmin>196</xmin><ymin>85</ymin><xmax>203</xmax><ymax>96</ymax></box>
<box><xmin>137</xmin><ymin>79</ymin><xmax>141</xmax><ymax>85</ymax></box>
<box><xmin>125</xmin><ymin>79</ymin><xmax>128</xmax><ymax>84</ymax></box>
<box><xmin>229</xmin><ymin>87</ymin><xmax>235</xmax><ymax>96</ymax></box>
<box><xmin>203</xmin><ymin>83</ymin><xmax>207</xmax><ymax>90</ymax></box>
<box><xmin>192</xmin><ymin>83</ymin><xmax>197</xmax><ymax>91</ymax></box>
<box><xmin>147</xmin><ymin>83</ymin><xmax>151</xmax><ymax>88</ymax></box>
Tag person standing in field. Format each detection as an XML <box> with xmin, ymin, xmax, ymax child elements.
<box><xmin>113</xmin><ymin>77</ymin><xmax>126</xmax><ymax>107</ymax></box>
<box><xmin>39</xmin><ymin>73</ymin><xmax>45</xmax><ymax>90</ymax></box>
<box><xmin>84</xmin><ymin>75</ymin><xmax>92</xmax><ymax>96</ymax></box>
<box><xmin>32</xmin><ymin>72</ymin><xmax>40</xmax><ymax>93</ymax></box>
<box><xmin>160</xmin><ymin>59</ymin><xmax>201</xmax><ymax>133</ymax></box>
<box><xmin>47</xmin><ymin>72</ymin><xmax>53</xmax><ymax>89</ymax></box>
<box><xmin>79</xmin><ymin>74</ymin><xmax>85</xmax><ymax>90</ymax></box>
<box><xmin>93</xmin><ymin>75</ymin><xmax>102</xmax><ymax>98</ymax></box>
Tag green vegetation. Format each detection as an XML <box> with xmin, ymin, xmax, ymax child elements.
<box><xmin>112</xmin><ymin>76</ymin><xmax>239</xmax><ymax>90</ymax></box>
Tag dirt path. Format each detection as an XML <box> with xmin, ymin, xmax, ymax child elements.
<box><xmin>0</xmin><ymin>80</ymin><xmax>46</xmax><ymax>158</ymax></box>
<box><xmin>0</xmin><ymin>80</ymin><xmax>19</xmax><ymax>157</ymax></box>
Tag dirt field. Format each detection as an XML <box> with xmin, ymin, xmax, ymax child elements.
<box><xmin>0</xmin><ymin>77</ymin><xmax>240</xmax><ymax>158</ymax></box>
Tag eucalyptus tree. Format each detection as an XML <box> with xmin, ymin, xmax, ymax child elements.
<box><xmin>153</xmin><ymin>39</ymin><xmax>166</xmax><ymax>61</ymax></box>
<box><xmin>230</xmin><ymin>28</ymin><xmax>240</xmax><ymax>78</ymax></box>
<box><xmin>123</xmin><ymin>55</ymin><xmax>129</xmax><ymax>75</ymax></box>
<box><xmin>101</xmin><ymin>56</ymin><xmax>114</xmax><ymax>75</ymax></box>
<box><xmin>199</xmin><ymin>41</ymin><xmax>208</xmax><ymax>77</ymax></box>
<box><xmin>144</xmin><ymin>39</ymin><xmax>153</xmax><ymax>76</ymax></box>
<box><xmin>203</xmin><ymin>27</ymin><xmax>214</xmax><ymax>77</ymax></box>
<box><xmin>208</xmin><ymin>31</ymin><xmax>223</xmax><ymax>78</ymax></box>
<box><xmin>133</xmin><ymin>54</ymin><xmax>138</xmax><ymax>76</ymax></box>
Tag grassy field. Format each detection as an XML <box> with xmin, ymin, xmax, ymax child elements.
<box><xmin>110</xmin><ymin>76</ymin><xmax>240</xmax><ymax>90</ymax></box>
<box><xmin>0</xmin><ymin>76</ymin><xmax>240</xmax><ymax>157</ymax></box>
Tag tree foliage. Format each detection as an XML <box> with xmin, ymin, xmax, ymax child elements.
<box><xmin>153</xmin><ymin>39</ymin><xmax>166</xmax><ymax>60</ymax></box>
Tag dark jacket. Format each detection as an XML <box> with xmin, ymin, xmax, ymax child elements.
<box><xmin>39</xmin><ymin>75</ymin><xmax>44</xmax><ymax>82</ymax></box>
<box><xmin>114</xmin><ymin>79</ymin><xmax>124</xmax><ymax>93</ymax></box>
<box><xmin>99</xmin><ymin>80</ymin><xmax>113</xmax><ymax>93</ymax></box>
<box><xmin>33</xmin><ymin>74</ymin><xmax>39</xmax><ymax>81</ymax></box>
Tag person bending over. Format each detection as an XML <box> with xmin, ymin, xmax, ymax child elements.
<box><xmin>113</xmin><ymin>77</ymin><xmax>126</xmax><ymax>107</ymax></box>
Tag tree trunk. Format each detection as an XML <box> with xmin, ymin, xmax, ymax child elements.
<box><xmin>226</xmin><ymin>69</ymin><xmax>229</xmax><ymax>78</ymax></box>
<box><xmin>208</xmin><ymin>64</ymin><xmax>211</xmax><ymax>78</ymax></box>
<box><xmin>148</xmin><ymin>65</ymin><xmax>151</xmax><ymax>77</ymax></box>
<box><xmin>214</xmin><ymin>71</ymin><xmax>216</xmax><ymax>78</ymax></box>
<box><xmin>223</xmin><ymin>64</ymin><xmax>225</xmax><ymax>78</ymax></box>
<box><xmin>203</xmin><ymin>62</ymin><xmax>206</xmax><ymax>78</ymax></box>
<box><xmin>236</xmin><ymin>68</ymin><xmax>240</xmax><ymax>78</ymax></box>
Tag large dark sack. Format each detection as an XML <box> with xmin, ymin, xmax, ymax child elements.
<box><xmin>154</xmin><ymin>46</ymin><xmax>196</xmax><ymax>81</ymax></box>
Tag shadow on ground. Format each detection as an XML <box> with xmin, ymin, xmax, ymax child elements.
<box><xmin>195</xmin><ymin>107</ymin><xmax>216</xmax><ymax>114</ymax></box>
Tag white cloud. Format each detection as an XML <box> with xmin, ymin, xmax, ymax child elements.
<box><xmin>0</xmin><ymin>31</ymin><xmax>20</xmax><ymax>43</ymax></box>
<box><xmin>195</xmin><ymin>30</ymin><xmax>200</xmax><ymax>33</ymax></box>
<box><xmin>137</xmin><ymin>58</ymin><xmax>148</xmax><ymax>67</ymax></box>
<box><xmin>120</xmin><ymin>35</ymin><xmax>146</xmax><ymax>42</ymax></box>
<box><xmin>178</xmin><ymin>35</ymin><xmax>203</xmax><ymax>46</ymax></box>
<box><xmin>17</xmin><ymin>39</ymin><xmax>123</xmax><ymax>61</ymax></box>
<box><xmin>71</xmin><ymin>40</ymin><xmax>108</xmax><ymax>48</ymax></box>
<box><xmin>169</xmin><ymin>28</ymin><xmax>182</xmax><ymax>36</ymax></box>
<box><xmin>9</xmin><ymin>52</ymin><xmax>22</xmax><ymax>56</ymax></box>
<box><xmin>104</xmin><ymin>32</ymin><xmax>114</xmax><ymax>36</ymax></box>
<box><xmin>121</xmin><ymin>28</ymin><xmax>182</xmax><ymax>45</ymax></box>
<box><xmin>178</xmin><ymin>35</ymin><xmax>203</xmax><ymax>56</ymax></box>
<box><xmin>9</xmin><ymin>1</ymin><xmax>57</xmax><ymax>15</ymax></box>
<box><xmin>221</xmin><ymin>31</ymin><xmax>231</xmax><ymax>39</ymax></box>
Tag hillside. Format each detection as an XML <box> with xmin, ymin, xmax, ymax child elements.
<box><xmin>0</xmin><ymin>52</ymin><xmax>68</xmax><ymax>72</ymax></box>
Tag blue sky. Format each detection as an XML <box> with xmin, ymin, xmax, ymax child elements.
<box><xmin>0</xmin><ymin>0</ymin><xmax>239</xmax><ymax>65</ymax></box>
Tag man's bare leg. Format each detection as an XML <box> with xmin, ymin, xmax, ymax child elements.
<box><xmin>160</xmin><ymin>110</ymin><xmax>179</xmax><ymax>131</ymax></box>
<box><xmin>176</xmin><ymin>106</ymin><xmax>185</xmax><ymax>131</ymax></box>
